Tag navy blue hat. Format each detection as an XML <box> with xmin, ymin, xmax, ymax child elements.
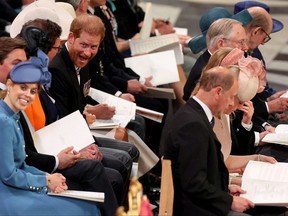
<box><xmin>10</xmin><ymin>49</ymin><xmax>51</xmax><ymax>86</ymax></box>
<box><xmin>234</xmin><ymin>1</ymin><xmax>284</xmax><ymax>33</ymax></box>
<box><xmin>188</xmin><ymin>7</ymin><xmax>252</xmax><ymax>54</ymax></box>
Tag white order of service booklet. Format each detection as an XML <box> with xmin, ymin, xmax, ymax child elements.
<box><xmin>241</xmin><ymin>160</ymin><xmax>288</xmax><ymax>206</ymax></box>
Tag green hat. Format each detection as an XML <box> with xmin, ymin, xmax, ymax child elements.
<box><xmin>188</xmin><ymin>7</ymin><xmax>252</xmax><ymax>54</ymax></box>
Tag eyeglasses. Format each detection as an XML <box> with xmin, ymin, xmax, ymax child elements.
<box><xmin>222</xmin><ymin>38</ymin><xmax>248</xmax><ymax>47</ymax></box>
<box><xmin>52</xmin><ymin>46</ymin><xmax>62</xmax><ymax>53</ymax></box>
<box><xmin>260</xmin><ymin>28</ymin><xmax>271</xmax><ymax>44</ymax></box>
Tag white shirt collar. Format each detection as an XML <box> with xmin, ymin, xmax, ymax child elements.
<box><xmin>88</xmin><ymin>6</ymin><xmax>95</xmax><ymax>14</ymax></box>
<box><xmin>0</xmin><ymin>82</ymin><xmax>7</xmax><ymax>90</ymax></box>
<box><xmin>193</xmin><ymin>96</ymin><xmax>213</xmax><ymax>123</ymax></box>
<box><xmin>65</xmin><ymin>41</ymin><xmax>69</xmax><ymax>51</ymax></box>
<box><xmin>64</xmin><ymin>42</ymin><xmax>80</xmax><ymax>73</ymax></box>
<box><xmin>207</xmin><ymin>49</ymin><xmax>213</xmax><ymax>56</ymax></box>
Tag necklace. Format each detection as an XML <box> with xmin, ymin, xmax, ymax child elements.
<box><xmin>216</xmin><ymin>116</ymin><xmax>223</xmax><ymax>129</ymax></box>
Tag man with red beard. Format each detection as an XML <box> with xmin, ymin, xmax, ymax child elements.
<box><xmin>49</xmin><ymin>14</ymin><xmax>111</xmax><ymax>119</ymax></box>
<box><xmin>48</xmin><ymin>14</ymin><xmax>139</xmax><ymax>204</ymax></box>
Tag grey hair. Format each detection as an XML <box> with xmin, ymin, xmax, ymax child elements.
<box><xmin>206</xmin><ymin>18</ymin><xmax>242</xmax><ymax>50</ymax></box>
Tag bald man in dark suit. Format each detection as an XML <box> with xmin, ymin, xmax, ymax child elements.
<box><xmin>165</xmin><ymin>66</ymin><xmax>255</xmax><ymax>215</ymax></box>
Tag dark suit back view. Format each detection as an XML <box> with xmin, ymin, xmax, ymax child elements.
<box><xmin>164</xmin><ymin>98</ymin><xmax>232</xmax><ymax>215</ymax></box>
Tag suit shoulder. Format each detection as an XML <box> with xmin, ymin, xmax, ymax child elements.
<box><xmin>172</xmin><ymin>103</ymin><xmax>206</xmax><ymax>129</ymax></box>
<box><xmin>49</xmin><ymin>53</ymin><xmax>67</xmax><ymax>70</ymax></box>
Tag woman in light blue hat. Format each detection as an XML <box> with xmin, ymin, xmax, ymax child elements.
<box><xmin>0</xmin><ymin>50</ymin><xmax>101</xmax><ymax>215</ymax></box>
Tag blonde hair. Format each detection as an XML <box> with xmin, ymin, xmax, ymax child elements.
<box><xmin>192</xmin><ymin>47</ymin><xmax>235</xmax><ymax>95</ymax></box>
<box><xmin>204</xmin><ymin>47</ymin><xmax>234</xmax><ymax>71</ymax></box>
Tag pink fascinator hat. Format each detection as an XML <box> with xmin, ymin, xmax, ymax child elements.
<box><xmin>221</xmin><ymin>48</ymin><xmax>266</xmax><ymax>102</ymax></box>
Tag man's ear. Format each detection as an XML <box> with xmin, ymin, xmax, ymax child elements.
<box><xmin>214</xmin><ymin>86</ymin><xmax>223</xmax><ymax>97</ymax></box>
<box><xmin>67</xmin><ymin>32</ymin><xmax>75</xmax><ymax>44</ymax></box>
<box><xmin>216</xmin><ymin>38</ymin><xmax>225</xmax><ymax>49</ymax></box>
<box><xmin>78</xmin><ymin>0</ymin><xmax>86</xmax><ymax>12</ymax></box>
<box><xmin>253</xmin><ymin>27</ymin><xmax>262</xmax><ymax>36</ymax></box>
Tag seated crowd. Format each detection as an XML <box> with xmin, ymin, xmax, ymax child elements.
<box><xmin>0</xmin><ymin>0</ymin><xmax>288</xmax><ymax>215</ymax></box>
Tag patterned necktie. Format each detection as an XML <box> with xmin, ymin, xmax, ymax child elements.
<box><xmin>76</xmin><ymin>67</ymin><xmax>81</xmax><ymax>84</ymax></box>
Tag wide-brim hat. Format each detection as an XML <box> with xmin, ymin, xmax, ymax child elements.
<box><xmin>234</xmin><ymin>1</ymin><xmax>284</xmax><ymax>33</ymax></box>
<box><xmin>188</xmin><ymin>7</ymin><xmax>252</xmax><ymax>54</ymax></box>
<box><xmin>10</xmin><ymin>0</ymin><xmax>73</xmax><ymax>40</ymax></box>
<box><xmin>55</xmin><ymin>2</ymin><xmax>76</xmax><ymax>19</ymax></box>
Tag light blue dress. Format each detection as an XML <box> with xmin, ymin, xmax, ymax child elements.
<box><xmin>0</xmin><ymin>100</ymin><xmax>101</xmax><ymax>216</ymax></box>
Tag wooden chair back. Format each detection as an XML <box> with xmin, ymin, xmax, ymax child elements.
<box><xmin>159</xmin><ymin>159</ymin><xmax>174</xmax><ymax>216</ymax></box>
